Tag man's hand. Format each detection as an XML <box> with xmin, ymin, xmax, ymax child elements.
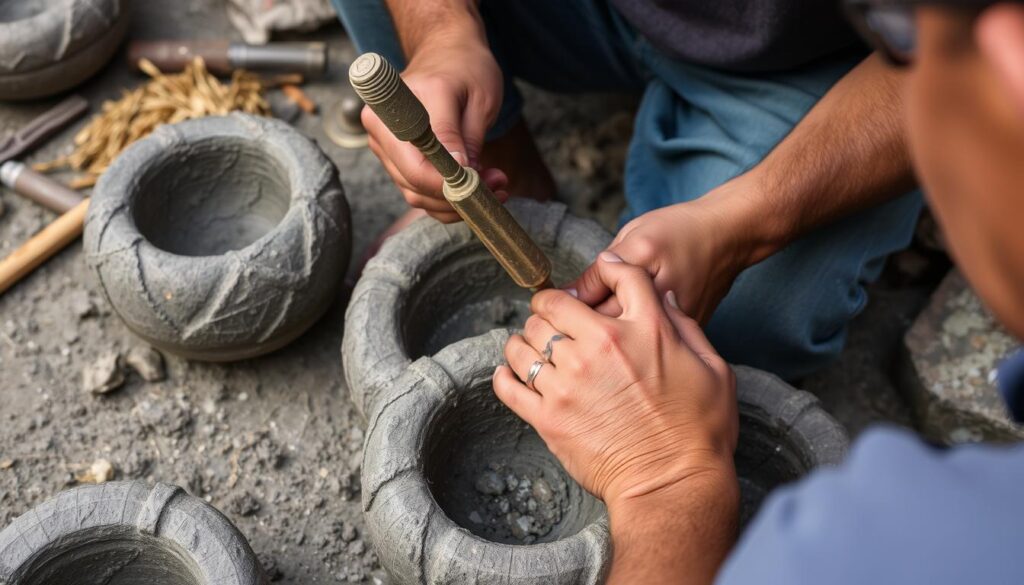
<box><xmin>362</xmin><ymin>11</ymin><xmax>509</xmax><ymax>222</ymax></box>
<box><xmin>494</xmin><ymin>253</ymin><xmax>739</xmax><ymax>584</ymax></box>
<box><xmin>571</xmin><ymin>177</ymin><xmax>774</xmax><ymax>324</ymax></box>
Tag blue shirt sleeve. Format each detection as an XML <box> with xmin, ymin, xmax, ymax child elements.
<box><xmin>717</xmin><ymin>426</ymin><xmax>1024</xmax><ymax>585</ymax></box>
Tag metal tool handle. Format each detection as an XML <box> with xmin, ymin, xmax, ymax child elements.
<box><xmin>349</xmin><ymin>52</ymin><xmax>553</xmax><ymax>290</ymax></box>
<box><xmin>128</xmin><ymin>40</ymin><xmax>232</xmax><ymax>73</ymax></box>
<box><xmin>1</xmin><ymin>162</ymin><xmax>84</xmax><ymax>213</ymax></box>
<box><xmin>0</xmin><ymin>95</ymin><xmax>89</xmax><ymax>164</ymax></box>
<box><xmin>128</xmin><ymin>41</ymin><xmax>328</xmax><ymax>76</ymax></box>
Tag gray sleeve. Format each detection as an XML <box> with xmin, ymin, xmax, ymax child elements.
<box><xmin>717</xmin><ymin>426</ymin><xmax>1024</xmax><ymax>585</ymax></box>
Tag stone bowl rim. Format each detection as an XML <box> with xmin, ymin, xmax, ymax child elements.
<box><xmin>94</xmin><ymin>113</ymin><xmax>322</xmax><ymax>265</ymax></box>
<box><xmin>343</xmin><ymin>198</ymin><xmax>613</xmax><ymax>418</ymax></box>
<box><xmin>0</xmin><ymin>481</ymin><xmax>267</xmax><ymax>585</ymax></box>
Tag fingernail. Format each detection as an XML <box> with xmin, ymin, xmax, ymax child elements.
<box><xmin>665</xmin><ymin>290</ymin><xmax>680</xmax><ymax>310</ymax></box>
<box><xmin>493</xmin><ymin>365</ymin><xmax>503</xmax><ymax>376</ymax></box>
<box><xmin>566</xmin><ymin>288</ymin><xmax>578</xmax><ymax>298</ymax></box>
<box><xmin>600</xmin><ymin>251</ymin><xmax>622</xmax><ymax>263</ymax></box>
<box><xmin>451</xmin><ymin>151</ymin><xmax>468</xmax><ymax>166</ymax></box>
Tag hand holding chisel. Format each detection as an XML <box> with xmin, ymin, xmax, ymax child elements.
<box><xmin>349</xmin><ymin>53</ymin><xmax>553</xmax><ymax>291</ymax></box>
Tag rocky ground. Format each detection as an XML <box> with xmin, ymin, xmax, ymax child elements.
<box><xmin>0</xmin><ymin>2</ymin><xmax>950</xmax><ymax>584</ymax></box>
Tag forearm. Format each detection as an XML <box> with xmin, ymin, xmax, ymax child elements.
<box><xmin>712</xmin><ymin>54</ymin><xmax>917</xmax><ymax>266</ymax></box>
<box><xmin>606</xmin><ymin>467</ymin><xmax>740</xmax><ymax>585</ymax></box>
<box><xmin>383</xmin><ymin>0</ymin><xmax>486</xmax><ymax>58</ymax></box>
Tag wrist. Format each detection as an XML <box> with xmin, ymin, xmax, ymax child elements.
<box><xmin>400</xmin><ymin>4</ymin><xmax>487</xmax><ymax>60</ymax></box>
<box><xmin>694</xmin><ymin>170</ymin><xmax>796</xmax><ymax>268</ymax></box>
<box><xmin>606</xmin><ymin>462</ymin><xmax>739</xmax><ymax>584</ymax></box>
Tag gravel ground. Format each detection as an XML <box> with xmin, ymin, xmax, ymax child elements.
<box><xmin>0</xmin><ymin>2</ymin><xmax>941</xmax><ymax>583</ymax></box>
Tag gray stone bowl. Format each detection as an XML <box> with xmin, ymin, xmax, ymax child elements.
<box><xmin>84</xmin><ymin>114</ymin><xmax>351</xmax><ymax>361</ymax></box>
<box><xmin>0</xmin><ymin>481</ymin><xmax>268</xmax><ymax>585</ymax></box>
<box><xmin>362</xmin><ymin>331</ymin><xmax>848</xmax><ymax>585</ymax></box>
<box><xmin>362</xmin><ymin>331</ymin><xmax>611</xmax><ymax>585</ymax></box>
<box><xmin>343</xmin><ymin>198</ymin><xmax>612</xmax><ymax>417</ymax></box>
<box><xmin>0</xmin><ymin>0</ymin><xmax>130</xmax><ymax>101</ymax></box>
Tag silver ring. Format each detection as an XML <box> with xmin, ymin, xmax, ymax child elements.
<box><xmin>526</xmin><ymin>360</ymin><xmax>545</xmax><ymax>390</ymax></box>
<box><xmin>542</xmin><ymin>334</ymin><xmax>565</xmax><ymax>362</ymax></box>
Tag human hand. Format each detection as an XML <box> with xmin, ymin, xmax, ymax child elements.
<box><xmin>493</xmin><ymin>252</ymin><xmax>739</xmax><ymax>509</ymax></box>
<box><xmin>361</xmin><ymin>33</ymin><xmax>509</xmax><ymax>222</ymax></box>
<box><xmin>570</xmin><ymin>179</ymin><xmax>774</xmax><ymax>324</ymax></box>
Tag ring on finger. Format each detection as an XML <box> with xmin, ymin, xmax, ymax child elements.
<box><xmin>542</xmin><ymin>334</ymin><xmax>565</xmax><ymax>362</ymax></box>
<box><xmin>526</xmin><ymin>360</ymin><xmax>545</xmax><ymax>390</ymax></box>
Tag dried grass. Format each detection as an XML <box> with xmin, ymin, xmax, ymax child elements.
<box><xmin>34</xmin><ymin>57</ymin><xmax>270</xmax><ymax>186</ymax></box>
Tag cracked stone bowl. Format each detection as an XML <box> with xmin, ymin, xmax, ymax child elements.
<box><xmin>362</xmin><ymin>331</ymin><xmax>848</xmax><ymax>585</ymax></box>
<box><xmin>343</xmin><ymin>198</ymin><xmax>612</xmax><ymax>417</ymax></box>
<box><xmin>0</xmin><ymin>0</ymin><xmax>130</xmax><ymax>100</ymax></box>
<box><xmin>84</xmin><ymin>113</ymin><xmax>351</xmax><ymax>361</ymax></box>
<box><xmin>0</xmin><ymin>481</ymin><xmax>267</xmax><ymax>585</ymax></box>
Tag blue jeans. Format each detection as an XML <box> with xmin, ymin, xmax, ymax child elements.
<box><xmin>332</xmin><ymin>0</ymin><xmax>923</xmax><ymax>380</ymax></box>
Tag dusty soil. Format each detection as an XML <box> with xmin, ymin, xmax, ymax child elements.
<box><xmin>0</xmin><ymin>1</ymin><xmax>943</xmax><ymax>584</ymax></box>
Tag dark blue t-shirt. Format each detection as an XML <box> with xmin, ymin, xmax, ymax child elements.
<box><xmin>611</xmin><ymin>0</ymin><xmax>865</xmax><ymax>72</ymax></box>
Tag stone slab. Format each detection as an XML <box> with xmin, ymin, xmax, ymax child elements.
<box><xmin>903</xmin><ymin>270</ymin><xmax>1023</xmax><ymax>443</ymax></box>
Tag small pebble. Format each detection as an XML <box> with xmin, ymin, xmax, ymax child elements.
<box><xmin>82</xmin><ymin>351</ymin><xmax>125</xmax><ymax>395</ymax></box>
<box><xmin>78</xmin><ymin>458</ymin><xmax>115</xmax><ymax>484</ymax></box>
<box><xmin>125</xmin><ymin>346</ymin><xmax>165</xmax><ymax>382</ymax></box>
<box><xmin>474</xmin><ymin>470</ymin><xmax>505</xmax><ymax>496</ymax></box>
<box><xmin>531</xmin><ymin>478</ymin><xmax>554</xmax><ymax>503</ymax></box>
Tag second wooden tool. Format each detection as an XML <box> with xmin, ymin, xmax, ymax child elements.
<box><xmin>349</xmin><ymin>53</ymin><xmax>552</xmax><ymax>291</ymax></box>
<box><xmin>0</xmin><ymin>199</ymin><xmax>89</xmax><ymax>295</ymax></box>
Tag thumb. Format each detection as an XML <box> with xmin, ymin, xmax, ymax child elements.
<box><xmin>461</xmin><ymin>94</ymin><xmax>495</xmax><ymax>169</ymax></box>
<box><xmin>424</xmin><ymin>94</ymin><xmax>471</xmax><ymax>167</ymax></box>
<box><xmin>568</xmin><ymin>255</ymin><xmax>613</xmax><ymax>308</ymax></box>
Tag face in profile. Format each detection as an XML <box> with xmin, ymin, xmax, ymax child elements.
<box><xmin>906</xmin><ymin>5</ymin><xmax>1024</xmax><ymax>338</ymax></box>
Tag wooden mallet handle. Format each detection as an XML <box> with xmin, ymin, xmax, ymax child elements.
<box><xmin>0</xmin><ymin>198</ymin><xmax>89</xmax><ymax>295</ymax></box>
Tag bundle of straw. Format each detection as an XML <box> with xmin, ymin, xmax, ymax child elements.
<box><xmin>35</xmin><ymin>57</ymin><xmax>270</xmax><ymax>189</ymax></box>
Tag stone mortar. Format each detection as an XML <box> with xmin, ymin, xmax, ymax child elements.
<box><xmin>362</xmin><ymin>330</ymin><xmax>611</xmax><ymax>585</ymax></box>
<box><xmin>342</xmin><ymin>198</ymin><xmax>612</xmax><ymax>418</ymax></box>
<box><xmin>731</xmin><ymin>365</ymin><xmax>849</xmax><ymax>527</ymax></box>
<box><xmin>0</xmin><ymin>0</ymin><xmax>130</xmax><ymax>101</ymax></box>
<box><xmin>0</xmin><ymin>481</ymin><xmax>268</xmax><ymax>585</ymax></box>
<box><xmin>84</xmin><ymin>113</ymin><xmax>351</xmax><ymax>361</ymax></box>
<box><xmin>361</xmin><ymin>331</ymin><xmax>848</xmax><ymax>584</ymax></box>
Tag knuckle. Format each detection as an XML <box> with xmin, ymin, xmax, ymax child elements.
<box><xmin>562</xmin><ymin>355</ymin><xmax>590</xmax><ymax>379</ymax></box>
<box><xmin>523</xmin><ymin>316</ymin><xmax>540</xmax><ymax>339</ymax></box>
<box><xmin>531</xmin><ymin>290</ymin><xmax>561</xmax><ymax>315</ymax></box>
<box><xmin>627</xmin><ymin>235</ymin><xmax>660</xmax><ymax>264</ymax></box>
<box><xmin>595</xmin><ymin>323</ymin><xmax>621</xmax><ymax>352</ymax></box>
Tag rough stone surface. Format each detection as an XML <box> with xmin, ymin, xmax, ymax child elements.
<box><xmin>360</xmin><ymin>330</ymin><xmax>847</xmax><ymax>585</ymax></box>
<box><xmin>82</xmin><ymin>350</ymin><xmax>124</xmax><ymax>395</ymax></box>
<box><xmin>343</xmin><ymin>198</ymin><xmax>612</xmax><ymax>417</ymax></box>
<box><xmin>0</xmin><ymin>481</ymin><xmax>267</xmax><ymax>584</ymax></box>
<box><xmin>0</xmin><ymin>0</ymin><xmax>130</xmax><ymax>100</ymax></box>
<box><xmin>84</xmin><ymin>113</ymin><xmax>352</xmax><ymax>362</ymax></box>
<box><xmin>903</xmin><ymin>270</ymin><xmax>1024</xmax><ymax>443</ymax></box>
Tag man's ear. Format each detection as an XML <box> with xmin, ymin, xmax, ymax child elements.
<box><xmin>977</xmin><ymin>4</ymin><xmax>1024</xmax><ymax>113</ymax></box>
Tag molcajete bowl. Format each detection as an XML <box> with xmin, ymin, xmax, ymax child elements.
<box><xmin>0</xmin><ymin>481</ymin><xmax>267</xmax><ymax>585</ymax></box>
<box><xmin>84</xmin><ymin>114</ymin><xmax>351</xmax><ymax>361</ymax></box>
<box><xmin>361</xmin><ymin>331</ymin><xmax>848</xmax><ymax>584</ymax></box>
<box><xmin>0</xmin><ymin>0</ymin><xmax>130</xmax><ymax>100</ymax></box>
<box><xmin>343</xmin><ymin>198</ymin><xmax>611</xmax><ymax>417</ymax></box>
